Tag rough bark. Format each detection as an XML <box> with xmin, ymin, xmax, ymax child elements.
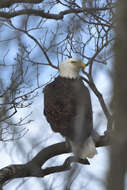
<box><xmin>107</xmin><ymin>1</ymin><xmax>127</xmax><ymax>190</ymax></box>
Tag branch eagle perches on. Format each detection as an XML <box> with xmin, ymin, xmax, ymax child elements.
<box><xmin>0</xmin><ymin>134</ymin><xmax>110</xmax><ymax>189</ymax></box>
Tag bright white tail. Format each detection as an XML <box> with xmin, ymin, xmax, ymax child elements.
<box><xmin>70</xmin><ymin>136</ymin><xmax>97</xmax><ymax>159</ymax></box>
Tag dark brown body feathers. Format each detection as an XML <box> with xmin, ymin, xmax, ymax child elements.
<box><xmin>43</xmin><ymin>76</ymin><xmax>93</xmax><ymax>144</ymax></box>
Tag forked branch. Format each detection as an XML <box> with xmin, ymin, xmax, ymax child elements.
<box><xmin>0</xmin><ymin>134</ymin><xmax>110</xmax><ymax>188</ymax></box>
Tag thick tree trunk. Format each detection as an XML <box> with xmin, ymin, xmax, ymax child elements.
<box><xmin>107</xmin><ymin>1</ymin><xmax>127</xmax><ymax>190</ymax></box>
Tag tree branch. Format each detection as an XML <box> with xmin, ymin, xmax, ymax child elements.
<box><xmin>0</xmin><ymin>134</ymin><xmax>110</xmax><ymax>188</ymax></box>
<box><xmin>81</xmin><ymin>39</ymin><xmax>114</xmax><ymax>134</ymax></box>
<box><xmin>0</xmin><ymin>7</ymin><xmax>112</xmax><ymax>19</ymax></box>
<box><xmin>0</xmin><ymin>0</ymin><xmax>44</xmax><ymax>8</ymax></box>
<box><xmin>8</xmin><ymin>20</ymin><xmax>57</xmax><ymax>70</ymax></box>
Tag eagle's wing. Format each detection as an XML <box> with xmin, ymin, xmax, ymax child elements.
<box><xmin>74</xmin><ymin>81</ymin><xmax>93</xmax><ymax>144</ymax></box>
<box><xmin>43</xmin><ymin>77</ymin><xmax>93</xmax><ymax>143</ymax></box>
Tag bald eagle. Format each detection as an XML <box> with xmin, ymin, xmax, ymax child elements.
<box><xmin>43</xmin><ymin>58</ymin><xmax>97</xmax><ymax>159</ymax></box>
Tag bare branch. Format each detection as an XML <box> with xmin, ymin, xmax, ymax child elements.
<box><xmin>8</xmin><ymin>20</ymin><xmax>57</xmax><ymax>69</ymax></box>
<box><xmin>0</xmin><ymin>0</ymin><xmax>44</xmax><ymax>8</ymax></box>
<box><xmin>0</xmin><ymin>7</ymin><xmax>113</xmax><ymax>19</ymax></box>
<box><xmin>0</xmin><ymin>135</ymin><xmax>110</xmax><ymax>187</ymax></box>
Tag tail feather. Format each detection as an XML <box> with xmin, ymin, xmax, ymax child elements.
<box><xmin>70</xmin><ymin>136</ymin><xmax>97</xmax><ymax>159</ymax></box>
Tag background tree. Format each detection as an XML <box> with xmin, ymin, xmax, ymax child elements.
<box><xmin>107</xmin><ymin>1</ymin><xmax>127</xmax><ymax>190</ymax></box>
<box><xmin>0</xmin><ymin>0</ymin><xmax>116</xmax><ymax>190</ymax></box>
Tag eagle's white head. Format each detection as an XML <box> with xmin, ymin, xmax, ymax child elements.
<box><xmin>59</xmin><ymin>58</ymin><xmax>86</xmax><ymax>79</ymax></box>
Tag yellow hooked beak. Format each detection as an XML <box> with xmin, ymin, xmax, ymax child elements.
<box><xmin>81</xmin><ymin>62</ymin><xmax>86</xmax><ymax>69</ymax></box>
